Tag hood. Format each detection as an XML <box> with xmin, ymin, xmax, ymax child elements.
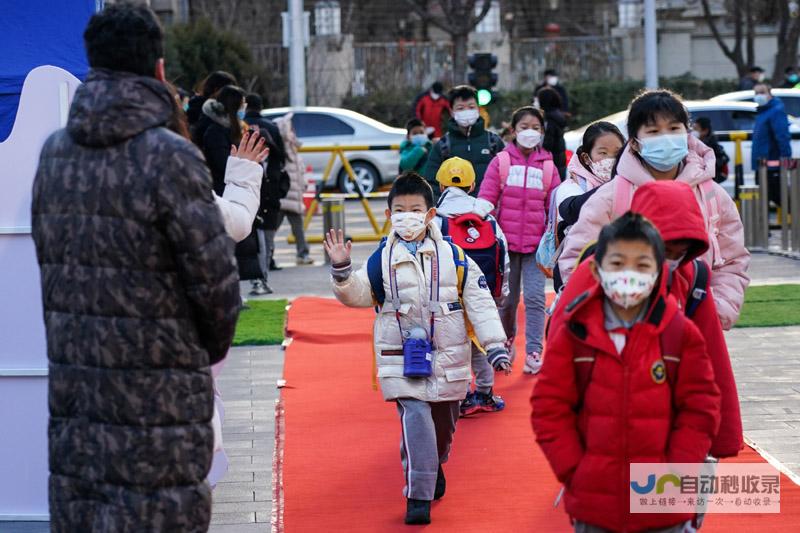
<box><xmin>67</xmin><ymin>69</ymin><xmax>173</xmax><ymax>147</ymax></box>
<box><xmin>202</xmin><ymin>99</ymin><xmax>231</xmax><ymax>128</ymax></box>
<box><xmin>631</xmin><ymin>181</ymin><xmax>709</xmax><ymax>263</ymax></box>
<box><xmin>446</xmin><ymin>116</ymin><xmax>487</xmax><ymax>138</ymax></box>
<box><xmin>615</xmin><ymin>134</ymin><xmax>715</xmax><ymax>187</ymax></box>
<box><xmin>504</xmin><ymin>140</ymin><xmax>554</xmax><ymax>164</ymax></box>
<box><xmin>566</xmin><ymin>152</ymin><xmax>608</xmax><ymax>189</ymax></box>
<box><xmin>436</xmin><ymin>187</ymin><xmax>494</xmax><ymax>218</ymax></box>
<box><xmin>276</xmin><ymin>112</ymin><xmax>301</xmax><ymax>149</ymax></box>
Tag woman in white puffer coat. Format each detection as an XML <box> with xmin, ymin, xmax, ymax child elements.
<box><xmin>275</xmin><ymin>113</ymin><xmax>313</xmax><ymax>264</ymax></box>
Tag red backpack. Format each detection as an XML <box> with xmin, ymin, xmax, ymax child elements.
<box><xmin>438</xmin><ymin>213</ymin><xmax>506</xmax><ymax>298</ymax></box>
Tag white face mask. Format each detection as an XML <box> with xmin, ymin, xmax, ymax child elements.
<box><xmin>453</xmin><ymin>108</ymin><xmax>480</xmax><ymax>128</ymax></box>
<box><xmin>589</xmin><ymin>157</ymin><xmax>615</xmax><ymax>183</ymax></box>
<box><xmin>516</xmin><ymin>129</ymin><xmax>542</xmax><ymax>149</ymax></box>
<box><xmin>598</xmin><ymin>268</ymin><xmax>658</xmax><ymax>309</ymax></box>
<box><xmin>391</xmin><ymin>212</ymin><xmax>428</xmax><ymax>241</ymax></box>
<box><xmin>546</xmin><ymin>76</ymin><xmax>559</xmax><ymax>86</ymax></box>
<box><xmin>430</xmin><ymin>91</ymin><xmax>441</xmax><ymax>100</ymax></box>
<box><xmin>666</xmin><ymin>254</ymin><xmax>686</xmax><ymax>274</ymax></box>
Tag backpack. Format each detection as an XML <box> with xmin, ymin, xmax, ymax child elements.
<box><xmin>438</xmin><ymin>213</ymin><xmax>505</xmax><ymax>298</ymax></box>
<box><xmin>439</xmin><ymin>131</ymin><xmax>504</xmax><ymax>161</ymax></box>
<box><xmin>573</xmin><ymin>309</ymin><xmax>687</xmax><ymax>409</ymax></box>
<box><xmin>535</xmin><ymin>183</ymin><xmax>564</xmax><ymax>278</ymax></box>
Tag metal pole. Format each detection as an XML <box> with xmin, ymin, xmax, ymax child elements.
<box><xmin>288</xmin><ymin>0</ymin><xmax>306</xmax><ymax>106</ymax></box>
<box><xmin>780</xmin><ymin>158</ymin><xmax>790</xmax><ymax>251</ymax></box>
<box><xmin>643</xmin><ymin>0</ymin><xmax>659</xmax><ymax>89</ymax></box>
<box><xmin>322</xmin><ymin>198</ymin><xmax>346</xmax><ymax>264</ymax></box>
<box><xmin>740</xmin><ymin>185</ymin><xmax>758</xmax><ymax>249</ymax></box>
<box><xmin>757</xmin><ymin>160</ymin><xmax>770</xmax><ymax>249</ymax></box>
<box><xmin>792</xmin><ymin>164</ymin><xmax>800</xmax><ymax>253</ymax></box>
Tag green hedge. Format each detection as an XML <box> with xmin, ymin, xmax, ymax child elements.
<box><xmin>341</xmin><ymin>75</ymin><xmax>739</xmax><ymax>130</ymax></box>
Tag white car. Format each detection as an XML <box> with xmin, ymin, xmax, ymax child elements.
<box><xmin>261</xmin><ymin>106</ymin><xmax>406</xmax><ymax>193</ymax></box>
<box><xmin>564</xmin><ymin>100</ymin><xmax>800</xmax><ymax>195</ymax></box>
<box><xmin>711</xmin><ymin>88</ymin><xmax>800</xmax><ymax>118</ymax></box>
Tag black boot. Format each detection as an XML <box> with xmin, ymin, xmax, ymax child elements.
<box><xmin>434</xmin><ymin>465</ymin><xmax>446</xmax><ymax>500</ymax></box>
<box><xmin>404</xmin><ymin>498</ymin><xmax>431</xmax><ymax>525</ymax></box>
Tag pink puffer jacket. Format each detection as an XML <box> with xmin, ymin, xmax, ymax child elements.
<box><xmin>478</xmin><ymin>142</ymin><xmax>560</xmax><ymax>253</ymax></box>
<box><xmin>558</xmin><ymin>135</ymin><xmax>751</xmax><ymax>330</ymax></box>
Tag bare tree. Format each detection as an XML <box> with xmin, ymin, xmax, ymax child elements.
<box><xmin>772</xmin><ymin>0</ymin><xmax>800</xmax><ymax>83</ymax></box>
<box><xmin>700</xmin><ymin>0</ymin><xmax>754</xmax><ymax>78</ymax></box>
<box><xmin>402</xmin><ymin>0</ymin><xmax>494</xmax><ymax>83</ymax></box>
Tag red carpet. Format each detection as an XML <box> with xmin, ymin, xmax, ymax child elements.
<box><xmin>278</xmin><ymin>297</ymin><xmax>798</xmax><ymax>532</ymax></box>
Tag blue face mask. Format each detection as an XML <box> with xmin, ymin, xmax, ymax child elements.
<box><xmin>182</xmin><ymin>102</ymin><xmax>189</xmax><ymax>112</ymax></box>
<box><xmin>636</xmin><ymin>133</ymin><xmax>689</xmax><ymax>172</ymax></box>
<box><xmin>411</xmin><ymin>133</ymin><xmax>428</xmax><ymax>146</ymax></box>
<box><xmin>754</xmin><ymin>94</ymin><xmax>769</xmax><ymax>107</ymax></box>
<box><xmin>789</xmin><ymin>74</ymin><xmax>799</xmax><ymax>84</ymax></box>
<box><xmin>237</xmin><ymin>109</ymin><xmax>246</xmax><ymax>120</ymax></box>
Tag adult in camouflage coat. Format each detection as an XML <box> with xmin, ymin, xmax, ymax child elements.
<box><xmin>30</xmin><ymin>5</ymin><xmax>240</xmax><ymax>531</ymax></box>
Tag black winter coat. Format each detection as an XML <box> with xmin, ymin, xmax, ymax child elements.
<box><xmin>245</xmin><ymin>112</ymin><xmax>288</xmax><ymax>230</ymax></box>
<box><xmin>32</xmin><ymin>69</ymin><xmax>241</xmax><ymax>532</ymax></box>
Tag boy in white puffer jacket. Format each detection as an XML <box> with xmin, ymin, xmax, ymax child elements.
<box><xmin>324</xmin><ymin>172</ymin><xmax>510</xmax><ymax>526</ymax></box>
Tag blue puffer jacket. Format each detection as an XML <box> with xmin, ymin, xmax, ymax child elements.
<box><xmin>751</xmin><ymin>97</ymin><xmax>792</xmax><ymax>170</ymax></box>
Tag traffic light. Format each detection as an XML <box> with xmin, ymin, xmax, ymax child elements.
<box><xmin>468</xmin><ymin>53</ymin><xmax>498</xmax><ymax>105</ymax></box>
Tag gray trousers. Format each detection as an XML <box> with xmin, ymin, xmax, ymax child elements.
<box><xmin>396</xmin><ymin>398</ymin><xmax>460</xmax><ymax>501</ymax></box>
<box><xmin>281</xmin><ymin>210</ymin><xmax>310</xmax><ymax>258</ymax></box>
<box><xmin>574</xmin><ymin>520</ymin><xmax>692</xmax><ymax>533</ymax></box>
<box><xmin>471</xmin><ymin>344</ymin><xmax>494</xmax><ymax>394</ymax></box>
<box><xmin>499</xmin><ymin>251</ymin><xmax>546</xmax><ymax>355</ymax></box>
<box><xmin>256</xmin><ymin>228</ymin><xmax>277</xmax><ymax>282</ymax></box>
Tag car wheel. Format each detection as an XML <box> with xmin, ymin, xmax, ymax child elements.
<box><xmin>338</xmin><ymin>161</ymin><xmax>379</xmax><ymax>194</ymax></box>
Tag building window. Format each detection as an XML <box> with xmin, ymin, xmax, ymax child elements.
<box><xmin>315</xmin><ymin>1</ymin><xmax>341</xmax><ymax>36</ymax></box>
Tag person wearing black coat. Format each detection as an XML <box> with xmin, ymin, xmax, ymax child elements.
<box><xmin>534</xmin><ymin>68</ymin><xmax>569</xmax><ymax>113</ymax></box>
<box><xmin>244</xmin><ymin>93</ymin><xmax>289</xmax><ymax>295</ymax></box>
<box><xmin>537</xmin><ymin>86</ymin><xmax>568</xmax><ymax>180</ymax></box>
<box><xmin>188</xmin><ymin>70</ymin><xmax>237</xmax><ymax>146</ymax></box>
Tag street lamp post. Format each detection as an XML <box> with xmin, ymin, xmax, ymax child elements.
<box><xmin>288</xmin><ymin>0</ymin><xmax>306</xmax><ymax>106</ymax></box>
<box><xmin>644</xmin><ymin>0</ymin><xmax>658</xmax><ymax>89</ymax></box>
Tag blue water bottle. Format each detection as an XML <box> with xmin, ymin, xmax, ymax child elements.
<box><xmin>403</xmin><ymin>326</ymin><xmax>433</xmax><ymax>378</ymax></box>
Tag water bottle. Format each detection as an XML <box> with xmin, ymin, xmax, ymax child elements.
<box><xmin>403</xmin><ymin>326</ymin><xmax>433</xmax><ymax>378</ymax></box>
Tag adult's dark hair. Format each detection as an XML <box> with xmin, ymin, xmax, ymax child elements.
<box><xmin>405</xmin><ymin>118</ymin><xmax>425</xmax><ymax>133</ymax></box>
<box><xmin>448</xmin><ymin>85</ymin><xmax>478</xmax><ymax>107</ymax></box>
<box><xmin>785</xmin><ymin>66</ymin><xmax>797</xmax><ymax>74</ymax></box>
<box><xmin>626</xmin><ymin>89</ymin><xmax>689</xmax><ymax>140</ymax></box>
<box><xmin>217</xmin><ymin>85</ymin><xmax>246</xmax><ymax>146</ymax></box>
<box><xmin>201</xmin><ymin>71</ymin><xmax>237</xmax><ymax>98</ymax></box>
<box><xmin>544</xmin><ymin>68</ymin><xmax>558</xmax><ymax>77</ymax></box>
<box><xmin>511</xmin><ymin>106</ymin><xmax>544</xmax><ymax>130</ymax></box>
<box><xmin>388</xmin><ymin>172</ymin><xmax>434</xmax><ymax>210</ymax></box>
<box><xmin>165</xmin><ymin>83</ymin><xmax>191</xmax><ymax>140</ymax></box>
<box><xmin>749</xmin><ymin>65</ymin><xmax>764</xmax><ymax>73</ymax></box>
<box><xmin>694</xmin><ymin>117</ymin><xmax>713</xmax><ymax>134</ymax></box>
<box><xmin>576</xmin><ymin>121</ymin><xmax>625</xmax><ymax>172</ymax></box>
<box><xmin>537</xmin><ymin>86</ymin><xmax>562</xmax><ymax>113</ymax></box>
<box><xmin>595</xmin><ymin>212</ymin><xmax>665</xmax><ymax>270</ymax></box>
<box><xmin>245</xmin><ymin>93</ymin><xmax>263</xmax><ymax>112</ymax></box>
<box><xmin>432</xmin><ymin>81</ymin><xmax>444</xmax><ymax>94</ymax></box>
<box><xmin>83</xmin><ymin>3</ymin><xmax>163</xmax><ymax>77</ymax></box>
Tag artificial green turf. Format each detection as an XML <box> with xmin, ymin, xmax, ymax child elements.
<box><xmin>736</xmin><ymin>284</ymin><xmax>800</xmax><ymax>328</ymax></box>
<box><xmin>233</xmin><ymin>299</ymin><xmax>288</xmax><ymax>346</ymax></box>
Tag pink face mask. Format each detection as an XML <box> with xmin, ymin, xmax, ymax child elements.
<box><xmin>589</xmin><ymin>157</ymin><xmax>615</xmax><ymax>184</ymax></box>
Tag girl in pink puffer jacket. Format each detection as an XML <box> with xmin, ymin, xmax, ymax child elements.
<box><xmin>558</xmin><ymin>90</ymin><xmax>750</xmax><ymax>330</ymax></box>
<box><xmin>478</xmin><ymin>106</ymin><xmax>560</xmax><ymax>374</ymax></box>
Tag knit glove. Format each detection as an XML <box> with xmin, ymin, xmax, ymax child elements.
<box><xmin>487</xmin><ymin>347</ymin><xmax>511</xmax><ymax>372</ymax></box>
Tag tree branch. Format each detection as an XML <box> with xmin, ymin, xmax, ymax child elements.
<box><xmin>700</xmin><ymin>0</ymin><xmax>741</xmax><ymax>66</ymax></box>
<box><xmin>402</xmin><ymin>0</ymin><xmax>459</xmax><ymax>35</ymax></box>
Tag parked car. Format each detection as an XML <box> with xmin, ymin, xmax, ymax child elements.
<box><xmin>261</xmin><ymin>106</ymin><xmax>406</xmax><ymax>193</ymax></box>
<box><xmin>564</xmin><ymin>100</ymin><xmax>800</xmax><ymax>196</ymax></box>
<box><xmin>711</xmin><ymin>88</ymin><xmax>800</xmax><ymax>118</ymax></box>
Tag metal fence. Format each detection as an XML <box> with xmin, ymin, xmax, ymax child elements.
<box><xmin>353</xmin><ymin>41</ymin><xmax>455</xmax><ymax>95</ymax></box>
<box><xmin>509</xmin><ymin>36</ymin><xmax>624</xmax><ymax>87</ymax></box>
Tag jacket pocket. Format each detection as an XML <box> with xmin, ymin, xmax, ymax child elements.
<box><xmin>444</xmin><ymin>366</ymin><xmax>471</xmax><ymax>382</ymax></box>
<box><xmin>377</xmin><ymin>364</ymin><xmax>406</xmax><ymax>378</ymax></box>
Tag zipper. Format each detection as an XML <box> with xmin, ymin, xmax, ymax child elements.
<box><xmin>620</xmin><ymin>333</ymin><xmax>631</xmax><ymax>532</ymax></box>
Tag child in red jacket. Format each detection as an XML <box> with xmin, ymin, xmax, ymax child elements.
<box><xmin>532</xmin><ymin>212</ymin><xmax>721</xmax><ymax>533</ymax></box>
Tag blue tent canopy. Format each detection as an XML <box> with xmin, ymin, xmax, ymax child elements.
<box><xmin>0</xmin><ymin>1</ymin><xmax>98</xmax><ymax>142</ymax></box>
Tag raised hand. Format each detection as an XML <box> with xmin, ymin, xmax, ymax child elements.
<box><xmin>230</xmin><ymin>129</ymin><xmax>269</xmax><ymax>163</ymax></box>
<box><xmin>323</xmin><ymin>229</ymin><xmax>352</xmax><ymax>265</ymax></box>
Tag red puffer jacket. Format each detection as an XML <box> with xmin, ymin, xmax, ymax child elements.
<box><xmin>532</xmin><ymin>273</ymin><xmax>721</xmax><ymax>532</ymax></box>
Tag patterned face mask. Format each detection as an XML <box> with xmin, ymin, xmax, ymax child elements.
<box><xmin>589</xmin><ymin>157</ymin><xmax>616</xmax><ymax>183</ymax></box>
<box><xmin>597</xmin><ymin>268</ymin><xmax>658</xmax><ymax>309</ymax></box>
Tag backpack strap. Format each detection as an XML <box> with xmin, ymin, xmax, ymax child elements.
<box><xmin>438</xmin><ymin>215</ymin><xmax>449</xmax><ymax>236</ymax></box>
<box><xmin>439</xmin><ymin>134</ymin><xmax>451</xmax><ymax>160</ymax></box>
<box><xmin>685</xmin><ymin>259</ymin><xmax>709</xmax><ymax>319</ymax></box>
<box><xmin>659</xmin><ymin>311</ymin><xmax>687</xmax><ymax>390</ymax></box>
<box><xmin>366</xmin><ymin>237</ymin><xmax>388</xmax><ymax>310</ymax></box>
<box><xmin>497</xmin><ymin>151</ymin><xmax>511</xmax><ymax>195</ymax></box>
<box><xmin>613</xmin><ymin>178</ymin><xmax>633</xmax><ymax>218</ymax></box>
<box><xmin>542</xmin><ymin>159</ymin><xmax>555</xmax><ymax>193</ymax></box>
<box><xmin>447</xmin><ymin>240</ymin><xmax>469</xmax><ymax>298</ymax></box>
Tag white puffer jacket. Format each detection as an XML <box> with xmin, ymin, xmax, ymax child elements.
<box><xmin>333</xmin><ymin>223</ymin><xmax>507</xmax><ymax>402</ymax></box>
<box><xmin>214</xmin><ymin>156</ymin><xmax>263</xmax><ymax>242</ymax></box>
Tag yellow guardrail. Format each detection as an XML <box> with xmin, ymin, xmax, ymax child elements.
<box><xmin>288</xmin><ymin>144</ymin><xmax>400</xmax><ymax>244</ymax></box>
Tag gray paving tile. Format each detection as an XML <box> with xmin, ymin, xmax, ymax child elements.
<box><xmin>209</xmin><ymin>511</ymin><xmax>257</xmax><ymax>525</ymax></box>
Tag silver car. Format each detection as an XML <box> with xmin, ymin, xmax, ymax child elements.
<box><xmin>261</xmin><ymin>106</ymin><xmax>406</xmax><ymax>193</ymax></box>
<box><xmin>564</xmin><ymin>100</ymin><xmax>800</xmax><ymax>195</ymax></box>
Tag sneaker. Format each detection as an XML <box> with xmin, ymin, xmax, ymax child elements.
<box><xmin>249</xmin><ymin>280</ymin><xmax>274</xmax><ymax>296</ymax></box>
<box><xmin>459</xmin><ymin>391</ymin><xmax>481</xmax><ymax>417</ymax></box>
<box><xmin>524</xmin><ymin>351</ymin><xmax>543</xmax><ymax>375</ymax></box>
<box><xmin>434</xmin><ymin>465</ymin><xmax>446</xmax><ymax>500</ymax></box>
<box><xmin>296</xmin><ymin>255</ymin><xmax>314</xmax><ymax>266</ymax></box>
<box><xmin>476</xmin><ymin>389</ymin><xmax>506</xmax><ymax>412</ymax></box>
<box><xmin>404</xmin><ymin>498</ymin><xmax>431</xmax><ymax>525</ymax></box>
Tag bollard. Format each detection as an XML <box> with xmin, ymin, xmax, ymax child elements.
<box><xmin>757</xmin><ymin>160</ymin><xmax>770</xmax><ymax>249</ymax></box>
<box><xmin>793</xmin><ymin>164</ymin><xmax>800</xmax><ymax>254</ymax></box>
<box><xmin>730</xmin><ymin>131</ymin><xmax>748</xmax><ymax>201</ymax></box>
<box><xmin>780</xmin><ymin>159</ymin><xmax>791</xmax><ymax>251</ymax></box>
<box><xmin>740</xmin><ymin>185</ymin><xmax>759</xmax><ymax>249</ymax></box>
<box><xmin>322</xmin><ymin>198</ymin><xmax>346</xmax><ymax>264</ymax></box>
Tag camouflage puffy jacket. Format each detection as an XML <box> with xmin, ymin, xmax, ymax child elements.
<box><xmin>31</xmin><ymin>69</ymin><xmax>241</xmax><ymax>532</ymax></box>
